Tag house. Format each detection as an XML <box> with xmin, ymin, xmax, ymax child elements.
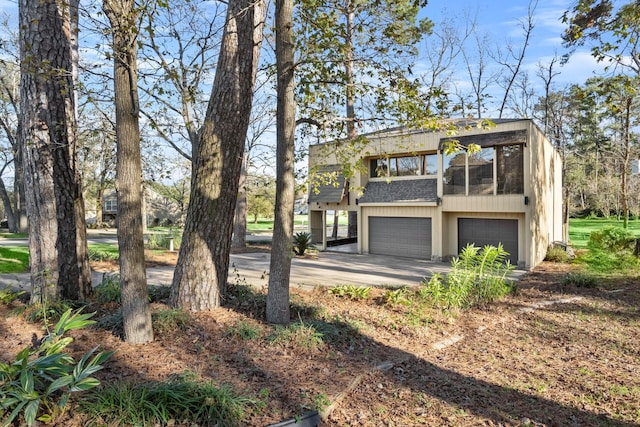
<box><xmin>86</xmin><ymin>187</ymin><xmax>185</xmax><ymax>227</ymax></box>
<box><xmin>307</xmin><ymin>118</ymin><xmax>563</xmax><ymax>269</ymax></box>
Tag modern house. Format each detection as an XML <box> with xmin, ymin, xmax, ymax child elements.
<box><xmin>307</xmin><ymin>118</ymin><xmax>563</xmax><ymax>269</ymax></box>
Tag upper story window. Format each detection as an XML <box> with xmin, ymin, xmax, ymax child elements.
<box><xmin>443</xmin><ymin>144</ymin><xmax>523</xmax><ymax>195</ymax></box>
<box><xmin>104</xmin><ymin>199</ymin><xmax>117</xmax><ymax>212</ymax></box>
<box><xmin>370</xmin><ymin>153</ymin><xmax>437</xmax><ymax>178</ymax></box>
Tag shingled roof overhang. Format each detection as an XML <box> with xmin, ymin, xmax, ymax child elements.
<box><xmin>358</xmin><ymin>179</ymin><xmax>437</xmax><ymax>204</ymax></box>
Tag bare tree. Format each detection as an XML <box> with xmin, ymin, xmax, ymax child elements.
<box><xmin>493</xmin><ymin>0</ymin><xmax>538</xmax><ymax>118</ymax></box>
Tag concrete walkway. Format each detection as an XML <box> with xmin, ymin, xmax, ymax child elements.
<box><xmin>1</xmin><ymin>249</ymin><xmax>526</xmax><ymax>294</ymax></box>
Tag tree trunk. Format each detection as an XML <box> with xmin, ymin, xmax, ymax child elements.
<box><xmin>96</xmin><ymin>187</ymin><xmax>104</xmax><ymax>225</ymax></box>
<box><xmin>0</xmin><ymin>177</ymin><xmax>17</xmax><ymax>231</ymax></box>
<box><xmin>170</xmin><ymin>0</ymin><xmax>266</xmax><ymax>311</ymax></box>
<box><xmin>266</xmin><ymin>0</ymin><xmax>295</xmax><ymax>325</ymax></box>
<box><xmin>14</xmin><ymin>143</ymin><xmax>28</xmax><ymax>233</ymax></box>
<box><xmin>19</xmin><ymin>0</ymin><xmax>92</xmax><ymax>303</ymax></box>
<box><xmin>232</xmin><ymin>154</ymin><xmax>248</xmax><ymax>248</ymax></box>
<box><xmin>104</xmin><ymin>0</ymin><xmax>154</xmax><ymax>344</ymax></box>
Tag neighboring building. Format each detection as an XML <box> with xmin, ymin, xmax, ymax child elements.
<box><xmin>307</xmin><ymin>119</ymin><xmax>563</xmax><ymax>269</ymax></box>
<box><xmin>87</xmin><ymin>187</ymin><xmax>184</xmax><ymax>227</ymax></box>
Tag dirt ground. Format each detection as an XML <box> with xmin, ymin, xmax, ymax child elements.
<box><xmin>1</xmin><ymin>253</ymin><xmax>639</xmax><ymax>427</ymax></box>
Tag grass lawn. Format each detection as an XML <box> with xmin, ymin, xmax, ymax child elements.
<box><xmin>569</xmin><ymin>218</ymin><xmax>640</xmax><ymax>249</ymax></box>
<box><xmin>0</xmin><ymin>232</ymin><xmax>28</xmax><ymax>239</ymax></box>
<box><xmin>247</xmin><ymin>215</ymin><xmax>309</xmax><ymax>233</ymax></box>
<box><xmin>0</xmin><ymin>247</ymin><xmax>29</xmax><ymax>274</ymax></box>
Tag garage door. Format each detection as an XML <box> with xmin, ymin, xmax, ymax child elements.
<box><xmin>369</xmin><ymin>217</ymin><xmax>431</xmax><ymax>259</ymax></box>
<box><xmin>458</xmin><ymin>218</ymin><xmax>518</xmax><ymax>264</ymax></box>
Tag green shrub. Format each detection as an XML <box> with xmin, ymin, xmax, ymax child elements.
<box><xmin>292</xmin><ymin>231</ymin><xmax>314</xmax><ymax>256</ymax></box>
<box><xmin>420</xmin><ymin>244</ymin><xmax>516</xmax><ymax>310</ymax></box>
<box><xmin>562</xmin><ymin>272</ymin><xmax>598</xmax><ymax>288</ymax></box>
<box><xmin>81</xmin><ymin>373</ymin><xmax>255</xmax><ymax>427</ymax></box>
<box><xmin>146</xmin><ymin>231</ymin><xmax>182</xmax><ymax>251</ymax></box>
<box><xmin>545</xmin><ymin>245</ymin><xmax>571</xmax><ymax>263</ymax></box>
<box><xmin>94</xmin><ymin>273</ymin><xmax>121</xmax><ymax>304</ymax></box>
<box><xmin>584</xmin><ymin>226</ymin><xmax>639</xmax><ymax>273</ymax></box>
<box><xmin>588</xmin><ymin>226</ymin><xmax>635</xmax><ymax>252</ymax></box>
<box><xmin>328</xmin><ymin>284</ymin><xmax>371</xmax><ymax>300</ymax></box>
<box><xmin>0</xmin><ymin>309</ymin><xmax>112</xmax><ymax>426</ymax></box>
<box><xmin>21</xmin><ymin>300</ymin><xmax>79</xmax><ymax>326</ymax></box>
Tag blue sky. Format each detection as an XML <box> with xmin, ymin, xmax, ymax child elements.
<box><xmin>422</xmin><ymin>0</ymin><xmax>607</xmax><ymax>86</ymax></box>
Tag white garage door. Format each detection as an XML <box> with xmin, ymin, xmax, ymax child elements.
<box><xmin>369</xmin><ymin>217</ymin><xmax>432</xmax><ymax>259</ymax></box>
<box><xmin>458</xmin><ymin>218</ymin><xmax>518</xmax><ymax>264</ymax></box>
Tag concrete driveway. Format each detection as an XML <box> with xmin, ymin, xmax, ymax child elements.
<box><xmin>1</xmin><ymin>250</ymin><xmax>472</xmax><ymax>293</ymax></box>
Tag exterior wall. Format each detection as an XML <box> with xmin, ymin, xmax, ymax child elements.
<box><xmin>308</xmin><ymin>119</ymin><xmax>563</xmax><ymax>269</ymax></box>
<box><xmin>527</xmin><ymin>121</ymin><xmax>564</xmax><ymax>266</ymax></box>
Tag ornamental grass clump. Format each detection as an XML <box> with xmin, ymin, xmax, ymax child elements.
<box><xmin>421</xmin><ymin>244</ymin><xmax>516</xmax><ymax>309</ymax></box>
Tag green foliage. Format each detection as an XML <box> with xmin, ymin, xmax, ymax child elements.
<box><xmin>545</xmin><ymin>245</ymin><xmax>572</xmax><ymax>263</ymax></box>
<box><xmin>88</xmin><ymin>244</ymin><xmax>119</xmax><ymax>262</ymax></box>
<box><xmin>0</xmin><ymin>309</ymin><xmax>112</xmax><ymax>426</ymax></box>
<box><xmin>227</xmin><ymin>320</ymin><xmax>261</xmax><ymax>341</ymax></box>
<box><xmin>152</xmin><ymin>309</ymin><xmax>192</xmax><ymax>334</ymax></box>
<box><xmin>292</xmin><ymin>231</ymin><xmax>314</xmax><ymax>256</ymax></box>
<box><xmin>328</xmin><ymin>284</ymin><xmax>371</xmax><ymax>300</ymax></box>
<box><xmin>583</xmin><ymin>226</ymin><xmax>640</xmax><ymax>273</ymax></box>
<box><xmin>268</xmin><ymin>320</ymin><xmax>325</xmax><ymax>351</ymax></box>
<box><xmin>94</xmin><ymin>273</ymin><xmax>121</xmax><ymax>304</ymax></box>
<box><xmin>420</xmin><ymin>244</ymin><xmax>516</xmax><ymax>310</ymax></box>
<box><xmin>569</xmin><ymin>218</ymin><xmax>640</xmax><ymax>249</ymax></box>
<box><xmin>21</xmin><ymin>300</ymin><xmax>79</xmax><ymax>326</ymax></box>
<box><xmin>81</xmin><ymin>373</ymin><xmax>255</xmax><ymax>427</ymax></box>
<box><xmin>383</xmin><ymin>287</ymin><xmax>410</xmax><ymax>306</ymax></box>
<box><xmin>146</xmin><ymin>230</ymin><xmax>182</xmax><ymax>251</ymax></box>
<box><xmin>0</xmin><ymin>246</ymin><xmax>29</xmax><ymax>273</ymax></box>
<box><xmin>0</xmin><ymin>287</ymin><xmax>25</xmax><ymax>304</ymax></box>
<box><xmin>562</xmin><ymin>272</ymin><xmax>598</xmax><ymax>288</ymax></box>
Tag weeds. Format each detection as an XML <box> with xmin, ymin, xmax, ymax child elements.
<box><xmin>328</xmin><ymin>285</ymin><xmax>371</xmax><ymax>300</ymax></box>
<box><xmin>227</xmin><ymin>320</ymin><xmax>261</xmax><ymax>341</ymax></box>
<box><xmin>0</xmin><ymin>309</ymin><xmax>112</xmax><ymax>426</ymax></box>
<box><xmin>152</xmin><ymin>309</ymin><xmax>192</xmax><ymax>334</ymax></box>
<box><xmin>0</xmin><ymin>287</ymin><xmax>25</xmax><ymax>304</ymax></box>
<box><xmin>563</xmin><ymin>272</ymin><xmax>598</xmax><ymax>288</ymax></box>
<box><xmin>268</xmin><ymin>320</ymin><xmax>324</xmax><ymax>351</ymax></box>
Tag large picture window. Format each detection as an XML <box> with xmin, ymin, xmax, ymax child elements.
<box><xmin>497</xmin><ymin>144</ymin><xmax>524</xmax><ymax>194</ymax></box>
<box><xmin>468</xmin><ymin>148</ymin><xmax>494</xmax><ymax>195</ymax></box>
<box><xmin>443</xmin><ymin>144</ymin><xmax>523</xmax><ymax>195</ymax></box>
<box><xmin>443</xmin><ymin>152</ymin><xmax>466</xmax><ymax>195</ymax></box>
